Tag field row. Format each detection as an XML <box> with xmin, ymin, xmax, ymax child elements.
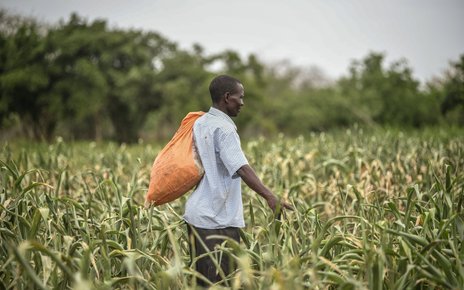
<box><xmin>1</xmin><ymin>129</ymin><xmax>463</xmax><ymax>289</ymax></box>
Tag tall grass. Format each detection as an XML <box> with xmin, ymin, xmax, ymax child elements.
<box><xmin>1</xmin><ymin>128</ymin><xmax>463</xmax><ymax>289</ymax></box>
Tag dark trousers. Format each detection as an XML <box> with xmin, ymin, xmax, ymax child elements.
<box><xmin>187</xmin><ymin>224</ymin><xmax>240</xmax><ymax>287</ymax></box>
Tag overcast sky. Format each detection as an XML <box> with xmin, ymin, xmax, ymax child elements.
<box><xmin>2</xmin><ymin>0</ymin><xmax>463</xmax><ymax>82</ymax></box>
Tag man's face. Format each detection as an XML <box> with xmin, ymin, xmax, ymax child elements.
<box><xmin>225</xmin><ymin>83</ymin><xmax>244</xmax><ymax>117</ymax></box>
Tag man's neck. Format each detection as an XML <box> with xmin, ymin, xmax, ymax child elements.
<box><xmin>212</xmin><ymin>104</ymin><xmax>229</xmax><ymax>116</ymax></box>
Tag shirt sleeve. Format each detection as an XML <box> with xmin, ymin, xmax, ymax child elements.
<box><xmin>218</xmin><ymin>130</ymin><xmax>249</xmax><ymax>176</ymax></box>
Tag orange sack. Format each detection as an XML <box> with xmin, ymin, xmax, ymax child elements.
<box><xmin>145</xmin><ymin>111</ymin><xmax>205</xmax><ymax>207</ymax></box>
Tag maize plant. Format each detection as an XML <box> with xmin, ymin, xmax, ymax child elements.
<box><xmin>1</xmin><ymin>128</ymin><xmax>463</xmax><ymax>289</ymax></box>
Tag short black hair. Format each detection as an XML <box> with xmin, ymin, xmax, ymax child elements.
<box><xmin>209</xmin><ymin>75</ymin><xmax>242</xmax><ymax>103</ymax></box>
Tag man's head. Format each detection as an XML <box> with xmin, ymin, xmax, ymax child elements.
<box><xmin>209</xmin><ymin>75</ymin><xmax>244</xmax><ymax>117</ymax></box>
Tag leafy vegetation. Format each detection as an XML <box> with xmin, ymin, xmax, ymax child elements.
<box><xmin>1</xmin><ymin>10</ymin><xmax>463</xmax><ymax>143</ymax></box>
<box><xmin>1</xmin><ymin>128</ymin><xmax>463</xmax><ymax>289</ymax></box>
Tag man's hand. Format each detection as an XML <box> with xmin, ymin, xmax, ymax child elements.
<box><xmin>266</xmin><ymin>194</ymin><xmax>294</xmax><ymax>213</ymax></box>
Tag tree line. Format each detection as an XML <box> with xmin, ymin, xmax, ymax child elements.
<box><xmin>1</xmin><ymin>10</ymin><xmax>463</xmax><ymax>143</ymax></box>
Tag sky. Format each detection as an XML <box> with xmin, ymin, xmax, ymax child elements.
<box><xmin>1</xmin><ymin>0</ymin><xmax>463</xmax><ymax>82</ymax></box>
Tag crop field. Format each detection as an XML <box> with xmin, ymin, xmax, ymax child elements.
<box><xmin>1</xmin><ymin>128</ymin><xmax>463</xmax><ymax>289</ymax></box>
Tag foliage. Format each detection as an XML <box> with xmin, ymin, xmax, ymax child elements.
<box><xmin>0</xmin><ymin>11</ymin><xmax>51</xmax><ymax>139</ymax></box>
<box><xmin>0</xmin><ymin>10</ymin><xmax>463</xmax><ymax>142</ymax></box>
<box><xmin>1</xmin><ymin>128</ymin><xmax>463</xmax><ymax>289</ymax></box>
<box><xmin>435</xmin><ymin>55</ymin><xmax>464</xmax><ymax>125</ymax></box>
<box><xmin>338</xmin><ymin>53</ymin><xmax>442</xmax><ymax>127</ymax></box>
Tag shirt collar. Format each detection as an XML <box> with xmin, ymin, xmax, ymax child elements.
<box><xmin>208</xmin><ymin>107</ymin><xmax>237</xmax><ymax>130</ymax></box>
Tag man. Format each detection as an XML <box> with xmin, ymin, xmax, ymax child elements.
<box><xmin>184</xmin><ymin>75</ymin><xmax>292</xmax><ymax>287</ymax></box>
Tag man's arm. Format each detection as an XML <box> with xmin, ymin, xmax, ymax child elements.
<box><xmin>237</xmin><ymin>164</ymin><xmax>293</xmax><ymax>212</ymax></box>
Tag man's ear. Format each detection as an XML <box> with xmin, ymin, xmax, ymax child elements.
<box><xmin>224</xmin><ymin>92</ymin><xmax>230</xmax><ymax>103</ymax></box>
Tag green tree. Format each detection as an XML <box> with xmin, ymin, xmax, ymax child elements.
<box><xmin>0</xmin><ymin>11</ymin><xmax>52</xmax><ymax>139</ymax></box>
<box><xmin>47</xmin><ymin>14</ymin><xmax>177</xmax><ymax>142</ymax></box>
<box><xmin>338</xmin><ymin>52</ymin><xmax>440</xmax><ymax>127</ymax></box>
<box><xmin>439</xmin><ymin>55</ymin><xmax>464</xmax><ymax>125</ymax></box>
<box><xmin>147</xmin><ymin>48</ymin><xmax>212</xmax><ymax>139</ymax></box>
<box><xmin>44</xmin><ymin>15</ymin><xmax>109</xmax><ymax>140</ymax></box>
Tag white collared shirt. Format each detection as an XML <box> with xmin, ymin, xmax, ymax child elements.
<box><xmin>183</xmin><ymin>107</ymin><xmax>248</xmax><ymax>229</ymax></box>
